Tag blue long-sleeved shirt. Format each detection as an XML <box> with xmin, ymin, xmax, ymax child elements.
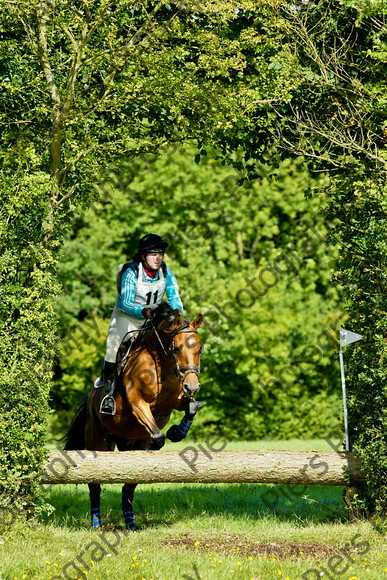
<box><xmin>115</xmin><ymin>261</ymin><xmax>183</xmax><ymax>318</ymax></box>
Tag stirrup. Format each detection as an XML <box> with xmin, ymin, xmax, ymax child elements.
<box><xmin>100</xmin><ymin>395</ymin><xmax>116</xmax><ymax>415</ymax></box>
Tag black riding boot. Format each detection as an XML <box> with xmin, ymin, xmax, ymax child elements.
<box><xmin>100</xmin><ymin>360</ymin><xmax>116</xmax><ymax>415</ymax></box>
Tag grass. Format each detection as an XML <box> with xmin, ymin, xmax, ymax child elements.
<box><xmin>1</xmin><ymin>439</ymin><xmax>386</xmax><ymax>580</ymax></box>
<box><xmin>162</xmin><ymin>437</ymin><xmax>342</xmax><ymax>452</ymax></box>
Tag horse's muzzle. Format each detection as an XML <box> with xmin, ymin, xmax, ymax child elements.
<box><xmin>183</xmin><ymin>381</ymin><xmax>201</xmax><ymax>398</ymax></box>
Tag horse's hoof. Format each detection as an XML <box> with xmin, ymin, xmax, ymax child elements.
<box><xmin>150</xmin><ymin>432</ymin><xmax>165</xmax><ymax>450</ymax></box>
<box><xmin>166</xmin><ymin>424</ymin><xmax>184</xmax><ymax>442</ymax></box>
<box><xmin>185</xmin><ymin>400</ymin><xmax>204</xmax><ymax>419</ymax></box>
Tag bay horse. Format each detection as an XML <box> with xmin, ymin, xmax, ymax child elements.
<box><xmin>64</xmin><ymin>303</ymin><xmax>203</xmax><ymax>530</ymax></box>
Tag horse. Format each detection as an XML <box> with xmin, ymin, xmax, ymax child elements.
<box><xmin>64</xmin><ymin>302</ymin><xmax>203</xmax><ymax>530</ymax></box>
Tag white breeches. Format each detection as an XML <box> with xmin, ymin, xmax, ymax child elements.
<box><xmin>104</xmin><ymin>307</ymin><xmax>145</xmax><ymax>363</ymax></box>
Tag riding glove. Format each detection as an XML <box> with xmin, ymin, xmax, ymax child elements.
<box><xmin>141</xmin><ymin>307</ymin><xmax>153</xmax><ymax>319</ymax></box>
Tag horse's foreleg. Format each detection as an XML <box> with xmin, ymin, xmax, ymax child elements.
<box><xmin>122</xmin><ymin>483</ymin><xmax>137</xmax><ymax>530</ymax></box>
<box><xmin>166</xmin><ymin>417</ymin><xmax>193</xmax><ymax>442</ymax></box>
<box><xmin>89</xmin><ymin>483</ymin><xmax>102</xmax><ymax>528</ymax></box>
<box><xmin>166</xmin><ymin>400</ymin><xmax>203</xmax><ymax>442</ymax></box>
<box><xmin>128</xmin><ymin>397</ymin><xmax>165</xmax><ymax>449</ymax></box>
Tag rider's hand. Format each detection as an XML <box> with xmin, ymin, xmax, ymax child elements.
<box><xmin>142</xmin><ymin>307</ymin><xmax>153</xmax><ymax>319</ymax></box>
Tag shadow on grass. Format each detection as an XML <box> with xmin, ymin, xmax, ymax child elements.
<box><xmin>40</xmin><ymin>482</ymin><xmax>347</xmax><ymax>530</ymax></box>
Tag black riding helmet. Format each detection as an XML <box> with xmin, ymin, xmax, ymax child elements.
<box><xmin>132</xmin><ymin>233</ymin><xmax>169</xmax><ymax>261</ymax></box>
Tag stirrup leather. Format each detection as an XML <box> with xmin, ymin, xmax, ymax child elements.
<box><xmin>94</xmin><ymin>375</ymin><xmax>103</xmax><ymax>389</ymax></box>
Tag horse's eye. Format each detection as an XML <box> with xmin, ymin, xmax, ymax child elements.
<box><xmin>173</xmin><ymin>346</ymin><xmax>180</xmax><ymax>354</ymax></box>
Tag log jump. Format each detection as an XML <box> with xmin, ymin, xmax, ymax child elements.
<box><xmin>42</xmin><ymin>450</ymin><xmax>365</xmax><ymax>486</ymax></box>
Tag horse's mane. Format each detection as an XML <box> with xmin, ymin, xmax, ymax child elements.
<box><xmin>130</xmin><ymin>302</ymin><xmax>186</xmax><ymax>351</ymax></box>
<box><xmin>153</xmin><ymin>302</ymin><xmax>190</xmax><ymax>329</ymax></box>
<box><xmin>152</xmin><ymin>302</ymin><xmax>177</xmax><ymax>326</ymax></box>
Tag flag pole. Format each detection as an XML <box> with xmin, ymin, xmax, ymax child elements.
<box><xmin>339</xmin><ymin>328</ymin><xmax>363</xmax><ymax>453</ymax></box>
<box><xmin>339</xmin><ymin>344</ymin><xmax>350</xmax><ymax>451</ymax></box>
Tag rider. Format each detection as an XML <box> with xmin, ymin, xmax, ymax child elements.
<box><xmin>99</xmin><ymin>233</ymin><xmax>183</xmax><ymax>415</ymax></box>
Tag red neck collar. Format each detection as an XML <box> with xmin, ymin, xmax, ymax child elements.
<box><xmin>142</xmin><ymin>261</ymin><xmax>158</xmax><ymax>279</ymax></box>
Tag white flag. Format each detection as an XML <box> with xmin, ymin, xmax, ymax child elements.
<box><xmin>340</xmin><ymin>327</ymin><xmax>363</xmax><ymax>347</ymax></box>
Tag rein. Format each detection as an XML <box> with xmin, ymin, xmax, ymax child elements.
<box><xmin>150</xmin><ymin>320</ymin><xmax>168</xmax><ymax>356</ymax></box>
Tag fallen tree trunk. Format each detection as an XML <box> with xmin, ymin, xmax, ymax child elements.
<box><xmin>41</xmin><ymin>450</ymin><xmax>365</xmax><ymax>485</ymax></box>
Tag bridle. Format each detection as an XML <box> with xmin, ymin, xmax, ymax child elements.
<box><xmin>152</xmin><ymin>321</ymin><xmax>201</xmax><ymax>383</ymax></box>
<box><xmin>171</xmin><ymin>326</ymin><xmax>201</xmax><ymax>382</ymax></box>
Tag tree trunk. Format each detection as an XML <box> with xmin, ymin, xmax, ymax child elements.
<box><xmin>42</xmin><ymin>450</ymin><xmax>365</xmax><ymax>485</ymax></box>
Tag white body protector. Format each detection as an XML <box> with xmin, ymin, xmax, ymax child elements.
<box><xmin>133</xmin><ymin>263</ymin><xmax>166</xmax><ymax>310</ymax></box>
<box><xmin>104</xmin><ymin>264</ymin><xmax>166</xmax><ymax>363</ymax></box>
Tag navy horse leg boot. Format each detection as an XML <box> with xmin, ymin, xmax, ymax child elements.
<box><xmin>99</xmin><ymin>360</ymin><xmax>116</xmax><ymax>415</ymax></box>
<box><xmin>166</xmin><ymin>401</ymin><xmax>203</xmax><ymax>442</ymax></box>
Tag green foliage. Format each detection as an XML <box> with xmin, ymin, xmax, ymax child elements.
<box><xmin>0</xmin><ymin>0</ymin><xmax>385</xmax><ymax>517</ymax></box>
<box><xmin>0</xmin><ymin>170</ymin><xmax>60</xmax><ymax>519</ymax></box>
<box><xmin>54</xmin><ymin>148</ymin><xmax>342</xmax><ymax>440</ymax></box>
<box><xmin>336</xmin><ymin>177</ymin><xmax>387</xmax><ymax>516</ymax></box>
<box><xmin>228</xmin><ymin>0</ymin><xmax>387</xmax><ymax>513</ymax></box>
<box><xmin>0</xmin><ymin>0</ymin><xmax>292</xmax><ymax>515</ymax></box>
<box><xmin>0</xmin><ymin>0</ymin><xmax>291</xmax><ymax>213</ymax></box>
<box><xmin>0</xmin><ymin>0</ymin><xmax>280</xmax><ymax>515</ymax></box>
<box><xmin>286</xmin><ymin>0</ymin><xmax>387</xmax><ymax>517</ymax></box>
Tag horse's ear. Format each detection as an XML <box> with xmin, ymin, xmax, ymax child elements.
<box><xmin>159</xmin><ymin>313</ymin><xmax>184</xmax><ymax>332</ymax></box>
<box><xmin>170</xmin><ymin>314</ymin><xmax>183</xmax><ymax>329</ymax></box>
<box><xmin>191</xmin><ymin>314</ymin><xmax>203</xmax><ymax>329</ymax></box>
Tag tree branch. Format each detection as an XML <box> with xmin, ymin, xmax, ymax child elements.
<box><xmin>51</xmin><ymin>185</ymin><xmax>76</xmax><ymax>211</ymax></box>
<box><xmin>98</xmin><ymin>1</ymin><xmax>168</xmax><ymax>98</ymax></box>
<box><xmin>36</xmin><ymin>2</ymin><xmax>60</xmax><ymax>107</ymax></box>
<box><xmin>57</xmin><ymin>145</ymin><xmax>99</xmax><ymax>184</ymax></box>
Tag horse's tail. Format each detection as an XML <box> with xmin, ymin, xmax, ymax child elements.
<box><xmin>63</xmin><ymin>396</ymin><xmax>88</xmax><ymax>450</ymax></box>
